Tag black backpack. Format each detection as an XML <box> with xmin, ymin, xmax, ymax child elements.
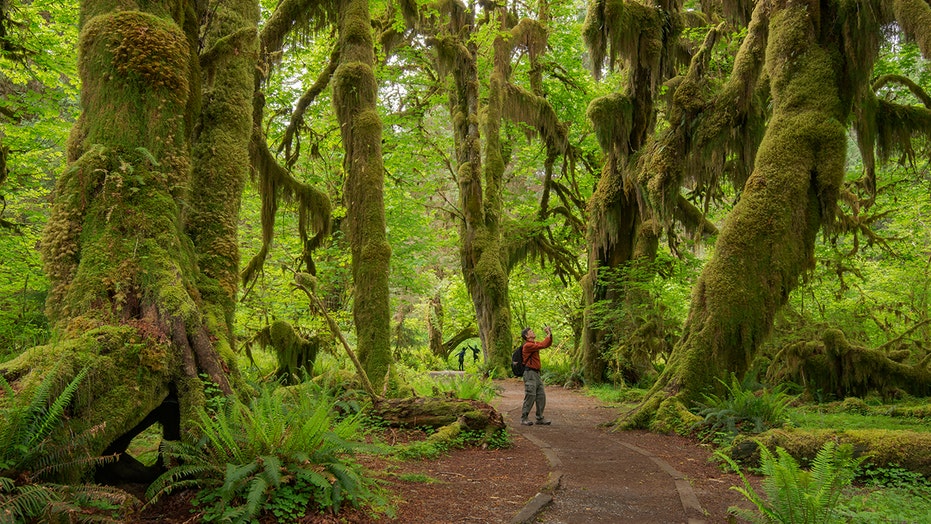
<box><xmin>511</xmin><ymin>345</ymin><xmax>527</xmax><ymax>377</ymax></box>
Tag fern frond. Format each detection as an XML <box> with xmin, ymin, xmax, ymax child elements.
<box><xmin>145</xmin><ymin>463</ymin><xmax>221</xmax><ymax>502</ymax></box>
<box><xmin>259</xmin><ymin>455</ymin><xmax>282</xmax><ymax>487</ymax></box>
<box><xmin>0</xmin><ymin>483</ymin><xmax>58</xmax><ymax>521</ymax></box>
<box><xmin>221</xmin><ymin>461</ymin><xmax>259</xmax><ymax>501</ymax></box>
<box><xmin>0</xmin><ymin>374</ymin><xmax>13</xmax><ymax>397</ymax></box>
<box><xmin>243</xmin><ymin>476</ymin><xmax>269</xmax><ymax>519</ymax></box>
<box><xmin>28</xmin><ymin>367</ymin><xmax>89</xmax><ymax>450</ymax></box>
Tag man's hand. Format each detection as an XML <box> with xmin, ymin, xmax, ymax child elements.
<box><xmin>544</xmin><ymin>326</ymin><xmax>552</xmax><ymax>335</ymax></box>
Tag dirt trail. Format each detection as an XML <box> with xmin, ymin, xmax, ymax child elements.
<box><xmin>493</xmin><ymin>379</ymin><xmax>712</xmax><ymax>524</ymax></box>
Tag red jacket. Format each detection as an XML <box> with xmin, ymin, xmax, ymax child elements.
<box><xmin>522</xmin><ymin>335</ymin><xmax>551</xmax><ymax>371</ymax></box>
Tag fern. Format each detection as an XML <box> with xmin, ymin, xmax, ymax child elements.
<box><xmin>694</xmin><ymin>374</ymin><xmax>794</xmax><ymax>443</ymax></box>
<box><xmin>0</xmin><ymin>367</ymin><xmax>138</xmax><ymax>522</ymax></box>
<box><xmin>720</xmin><ymin>441</ymin><xmax>863</xmax><ymax>523</ymax></box>
<box><xmin>146</xmin><ymin>383</ymin><xmax>389</xmax><ymax>522</ymax></box>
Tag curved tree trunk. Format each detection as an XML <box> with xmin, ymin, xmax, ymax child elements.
<box><xmin>0</xmin><ymin>0</ymin><xmax>253</xmax><ymax>481</ymax></box>
<box><xmin>624</xmin><ymin>2</ymin><xmax>848</xmax><ymax>428</ymax></box>
<box><xmin>333</xmin><ymin>0</ymin><xmax>392</xmax><ymax>391</ymax></box>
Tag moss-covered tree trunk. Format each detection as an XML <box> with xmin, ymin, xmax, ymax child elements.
<box><xmin>0</xmin><ymin>0</ymin><xmax>255</xmax><ymax>481</ymax></box>
<box><xmin>625</xmin><ymin>1</ymin><xmax>848</xmax><ymax>428</ymax></box>
<box><xmin>332</xmin><ymin>0</ymin><xmax>392</xmax><ymax>390</ymax></box>
<box><xmin>580</xmin><ymin>0</ymin><xmax>672</xmax><ymax>383</ymax></box>
<box><xmin>186</xmin><ymin>0</ymin><xmax>258</xmax><ymax>353</ymax></box>
<box><xmin>466</xmin><ymin>12</ymin><xmax>513</xmax><ymax>373</ymax></box>
<box><xmin>435</xmin><ymin>6</ymin><xmax>511</xmax><ymax>373</ymax></box>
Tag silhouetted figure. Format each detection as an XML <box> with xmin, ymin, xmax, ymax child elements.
<box><xmin>471</xmin><ymin>344</ymin><xmax>480</xmax><ymax>364</ymax></box>
<box><xmin>457</xmin><ymin>347</ymin><xmax>467</xmax><ymax>371</ymax></box>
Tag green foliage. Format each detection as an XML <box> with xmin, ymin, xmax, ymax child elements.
<box><xmin>540</xmin><ymin>348</ymin><xmax>584</xmax><ymax>389</ymax></box>
<box><xmin>720</xmin><ymin>441</ymin><xmax>864</xmax><ymax>524</ymax></box>
<box><xmin>693</xmin><ymin>374</ymin><xmax>795</xmax><ymax>444</ymax></box>
<box><xmin>837</xmin><ymin>462</ymin><xmax>931</xmax><ymax>523</ymax></box>
<box><xmin>0</xmin><ymin>367</ymin><xmax>138</xmax><ymax>521</ymax></box>
<box><xmin>390</xmin><ymin>428</ymin><xmax>510</xmax><ymax>461</ymax></box>
<box><xmin>406</xmin><ymin>373</ymin><xmax>497</xmax><ymax>402</ymax></box>
<box><xmin>146</xmin><ymin>383</ymin><xmax>390</xmax><ymax>522</ymax></box>
<box><xmin>585</xmin><ymin>384</ymin><xmax>648</xmax><ymax>405</ymax></box>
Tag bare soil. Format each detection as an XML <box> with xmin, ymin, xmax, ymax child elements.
<box><xmin>132</xmin><ymin>381</ymin><xmax>758</xmax><ymax>523</ymax></box>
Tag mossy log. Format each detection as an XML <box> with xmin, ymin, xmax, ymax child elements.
<box><xmin>372</xmin><ymin>397</ymin><xmax>505</xmax><ymax>433</ymax></box>
<box><xmin>731</xmin><ymin>428</ymin><xmax>931</xmax><ymax>477</ymax></box>
<box><xmin>767</xmin><ymin>329</ymin><xmax>931</xmax><ymax>399</ymax></box>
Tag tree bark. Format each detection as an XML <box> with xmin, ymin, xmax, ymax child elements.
<box><xmin>624</xmin><ymin>1</ymin><xmax>848</xmax><ymax>428</ymax></box>
<box><xmin>333</xmin><ymin>0</ymin><xmax>392</xmax><ymax>391</ymax></box>
<box><xmin>0</xmin><ymin>0</ymin><xmax>252</xmax><ymax>481</ymax></box>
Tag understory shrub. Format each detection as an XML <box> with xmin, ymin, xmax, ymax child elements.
<box><xmin>146</xmin><ymin>383</ymin><xmax>390</xmax><ymax>523</ymax></box>
<box><xmin>693</xmin><ymin>374</ymin><xmax>794</xmax><ymax>443</ymax></box>
<box><xmin>719</xmin><ymin>441</ymin><xmax>863</xmax><ymax>523</ymax></box>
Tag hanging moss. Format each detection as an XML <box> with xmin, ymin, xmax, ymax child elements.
<box><xmin>767</xmin><ymin>329</ymin><xmax>931</xmax><ymax>398</ymax></box>
<box><xmin>587</xmin><ymin>93</ymin><xmax>634</xmax><ymax>156</ymax></box>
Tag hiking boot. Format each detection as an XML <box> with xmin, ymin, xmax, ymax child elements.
<box><xmin>520</xmin><ymin>419</ymin><xmax>534</xmax><ymax>426</ymax></box>
<box><xmin>535</xmin><ymin>418</ymin><xmax>552</xmax><ymax>425</ymax></box>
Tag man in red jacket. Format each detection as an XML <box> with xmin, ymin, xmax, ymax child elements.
<box><xmin>520</xmin><ymin>325</ymin><xmax>552</xmax><ymax>426</ymax></box>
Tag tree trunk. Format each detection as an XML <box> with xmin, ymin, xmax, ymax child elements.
<box><xmin>0</xmin><ymin>0</ymin><xmax>252</xmax><ymax>481</ymax></box>
<box><xmin>624</xmin><ymin>2</ymin><xmax>848</xmax><ymax>429</ymax></box>
<box><xmin>186</xmin><ymin>0</ymin><xmax>258</xmax><ymax>350</ymax></box>
<box><xmin>333</xmin><ymin>0</ymin><xmax>392</xmax><ymax>391</ymax></box>
<box><xmin>426</xmin><ymin>292</ymin><xmax>444</xmax><ymax>358</ymax></box>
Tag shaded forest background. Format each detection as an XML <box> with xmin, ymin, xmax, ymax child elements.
<box><xmin>1</xmin><ymin>0</ymin><xmax>930</xmax><ymax>521</ymax></box>
<box><xmin>1</xmin><ymin>0</ymin><xmax>928</xmax><ymax>394</ymax></box>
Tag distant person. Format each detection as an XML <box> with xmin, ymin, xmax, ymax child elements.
<box><xmin>471</xmin><ymin>344</ymin><xmax>480</xmax><ymax>364</ymax></box>
<box><xmin>520</xmin><ymin>325</ymin><xmax>552</xmax><ymax>426</ymax></box>
<box><xmin>457</xmin><ymin>347</ymin><xmax>467</xmax><ymax>371</ymax></box>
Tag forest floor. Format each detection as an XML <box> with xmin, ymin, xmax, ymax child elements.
<box><xmin>133</xmin><ymin>379</ymin><xmax>759</xmax><ymax>523</ymax></box>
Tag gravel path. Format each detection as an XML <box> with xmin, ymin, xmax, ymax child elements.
<box><xmin>494</xmin><ymin>380</ymin><xmax>709</xmax><ymax>524</ymax></box>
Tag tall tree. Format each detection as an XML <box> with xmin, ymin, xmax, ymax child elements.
<box><xmin>580</xmin><ymin>0</ymin><xmax>720</xmax><ymax>384</ymax></box>
<box><xmin>622</xmin><ymin>0</ymin><xmax>931</xmax><ymax>429</ymax></box>
<box><xmin>0</xmin><ymin>0</ymin><xmax>253</xmax><ymax>479</ymax></box>
<box><xmin>333</xmin><ymin>0</ymin><xmax>392</xmax><ymax>388</ymax></box>
<box><xmin>397</xmin><ymin>0</ymin><xmax>585</xmax><ymax>371</ymax></box>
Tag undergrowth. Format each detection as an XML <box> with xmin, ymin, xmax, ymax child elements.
<box><xmin>693</xmin><ymin>374</ymin><xmax>795</xmax><ymax>444</ymax></box>
<box><xmin>0</xmin><ymin>367</ymin><xmax>138</xmax><ymax>522</ymax></box>
<box><xmin>146</xmin><ymin>382</ymin><xmax>391</xmax><ymax>523</ymax></box>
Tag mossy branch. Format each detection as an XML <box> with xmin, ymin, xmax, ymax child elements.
<box><xmin>199</xmin><ymin>26</ymin><xmax>257</xmax><ymax>71</ymax></box>
<box><xmin>872</xmin><ymin>74</ymin><xmax>931</xmax><ymax>108</ymax></box>
<box><xmin>279</xmin><ymin>47</ymin><xmax>340</xmax><ymax>166</ymax></box>
<box><xmin>243</xmin><ymin>131</ymin><xmax>331</xmax><ymax>290</ymax></box>
<box><xmin>292</xmin><ymin>274</ymin><xmax>381</xmax><ymax>403</ymax></box>
<box><xmin>891</xmin><ymin>0</ymin><xmax>931</xmax><ymax>58</ymax></box>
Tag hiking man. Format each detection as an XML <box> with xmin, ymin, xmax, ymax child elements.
<box><xmin>457</xmin><ymin>346</ymin><xmax>467</xmax><ymax>371</ymax></box>
<box><xmin>520</xmin><ymin>325</ymin><xmax>552</xmax><ymax>426</ymax></box>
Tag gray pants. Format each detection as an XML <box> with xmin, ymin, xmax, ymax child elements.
<box><xmin>521</xmin><ymin>369</ymin><xmax>546</xmax><ymax>420</ymax></box>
